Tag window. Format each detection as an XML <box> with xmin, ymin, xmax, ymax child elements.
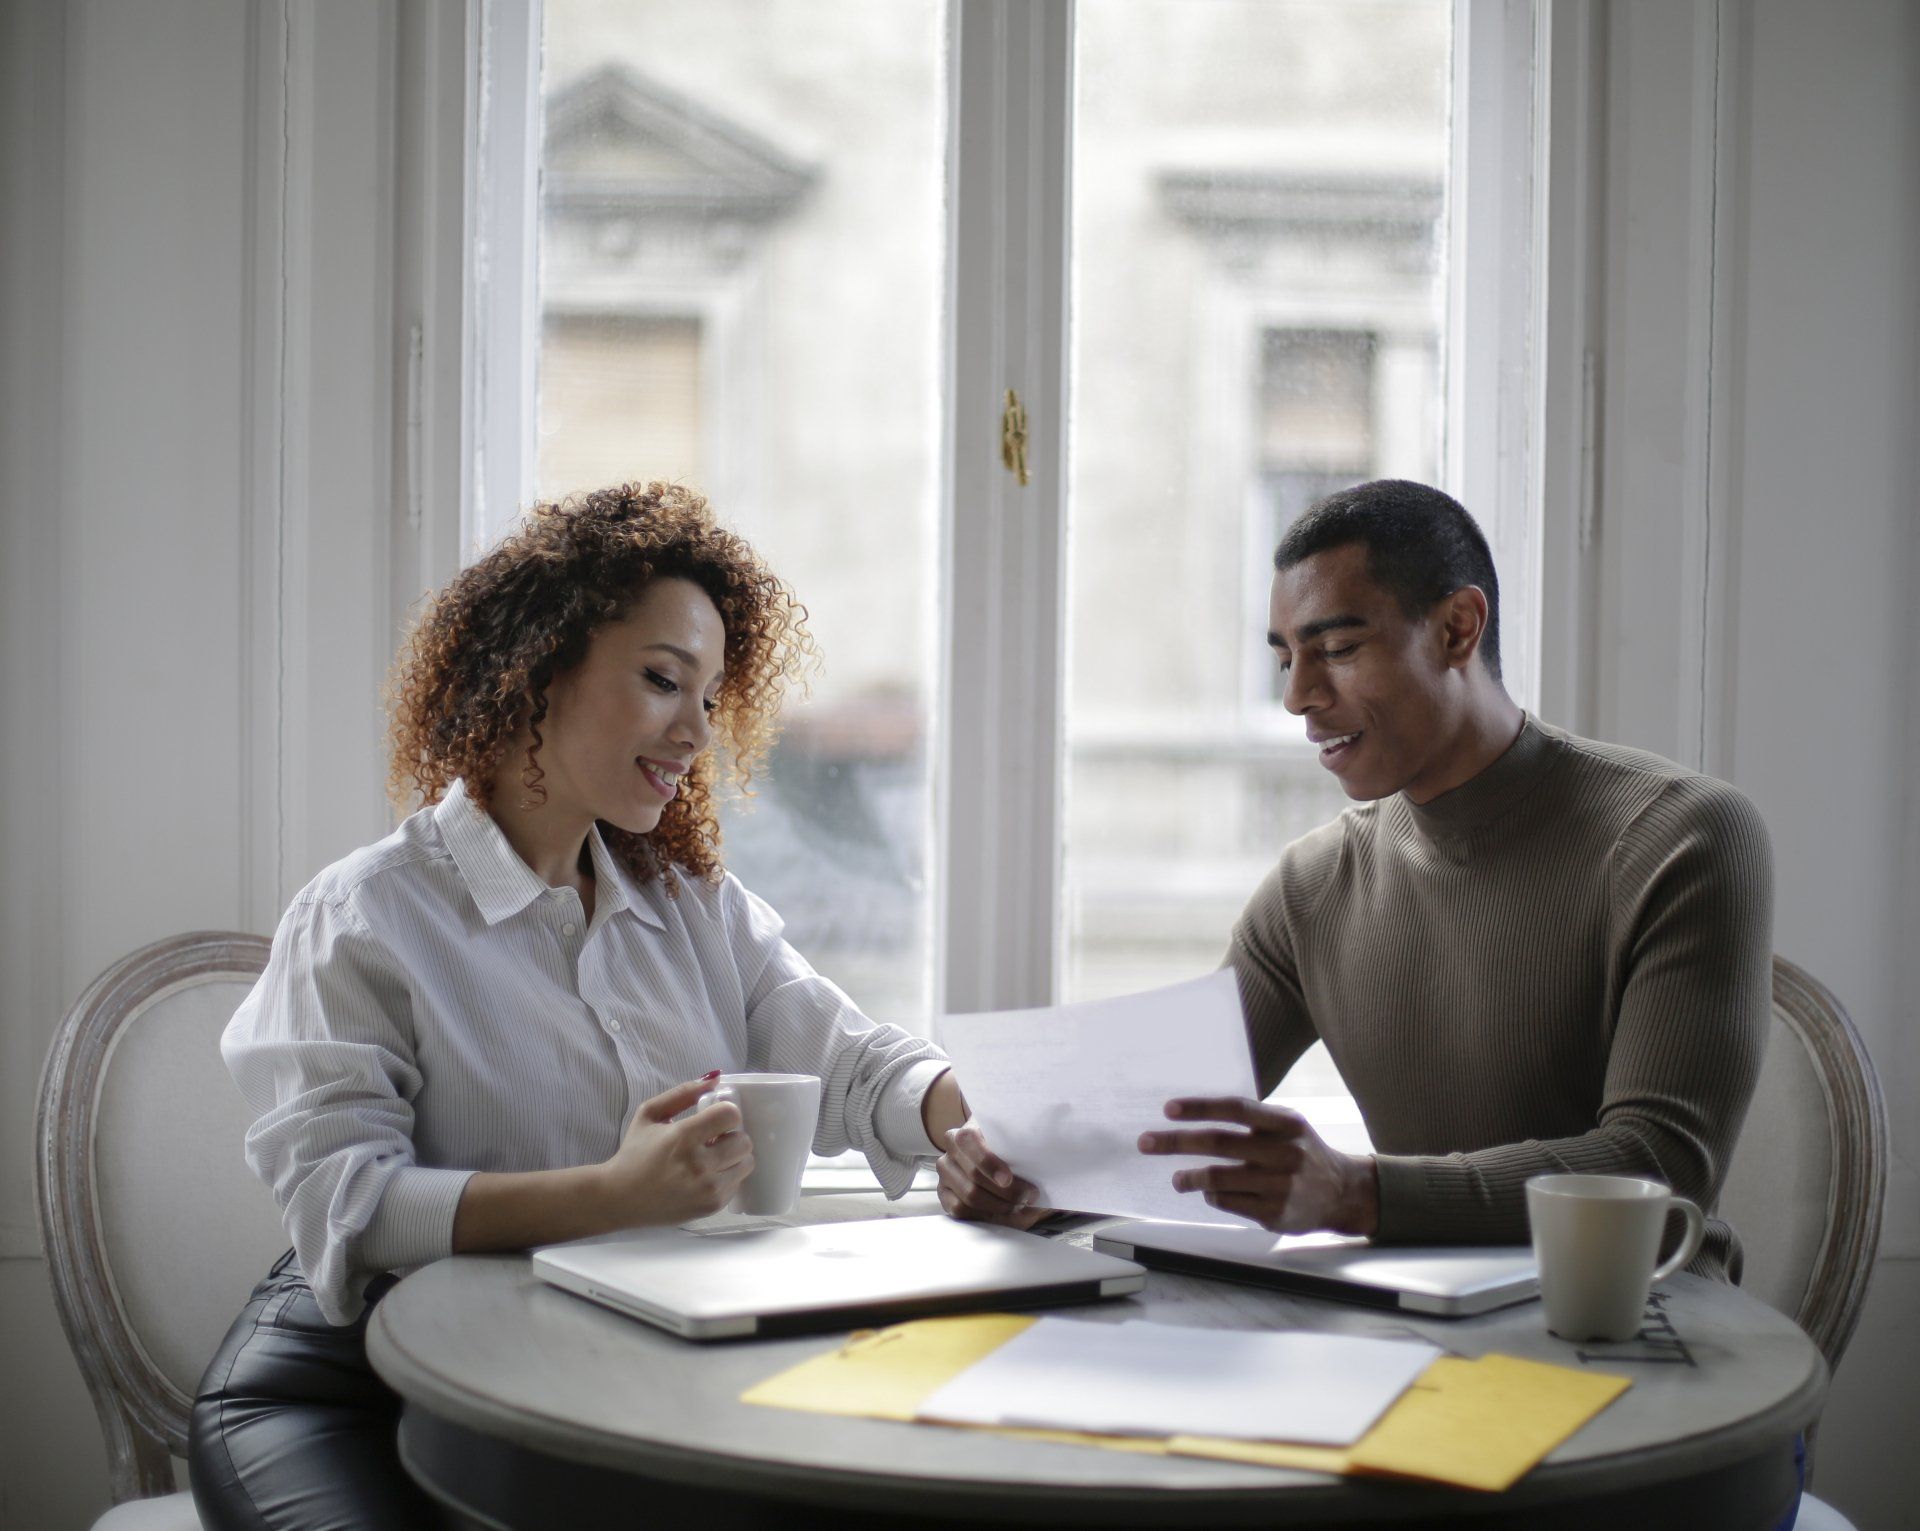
<box><xmin>468</xmin><ymin>0</ymin><xmax>1544</xmax><ymax>1123</ymax></box>
<box><xmin>532</xmin><ymin>3</ymin><xmax>948</xmax><ymax>1025</ymax></box>
<box><xmin>1061</xmin><ymin>3</ymin><xmax>1451</xmax><ymax>1120</ymax></box>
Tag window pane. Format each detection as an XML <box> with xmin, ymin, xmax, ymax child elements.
<box><xmin>538</xmin><ymin>1</ymin><xmax>948</xmax><ymax>1027</ymax></box>
<box><xmin>1063</xmin><ymin>1</ymin><xmax>1452</xmax><ymax>1109</ymax></box>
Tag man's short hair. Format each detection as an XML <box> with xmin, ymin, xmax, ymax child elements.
<box><xmin>1274</xmin><ymin>479</ymin><xmax>1503</xmax><ymax>681</ymax></box>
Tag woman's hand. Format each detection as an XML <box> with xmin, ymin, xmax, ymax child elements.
<box><xmin>599</xmin><ymin>1077</ymin><xmax>756</xmax><ymax>1226</ymax></box>
<box><xmin>450</xmin><ymin>1077</ymin><xmax>753</xmax><ymax>1254</ymax></box>
<box><xmin>935</xmin><ymin>1121</ymin><xmax>1051</xmax><ymax>1230</ymax></box>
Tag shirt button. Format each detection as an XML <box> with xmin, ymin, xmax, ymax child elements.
<box><xmin>561</xmin><ymin>922</ymin><xmax>577</xmax><ymax>936</ymax></box>
<box><xmin>606</xmin><ymin>1018</ymin><xmax>622</xmax><ymax>1034</ymax></box>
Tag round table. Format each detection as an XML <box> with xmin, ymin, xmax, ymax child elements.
<box><xmin>366</xmin><ymin>1193</ymin><xmax>1825</xmax><ymax>1530</ymax></box>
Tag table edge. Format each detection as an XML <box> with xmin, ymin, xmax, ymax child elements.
<box><xmin>366</xmin><ymin>1297</ymin><xmax>1829</xmax><ymax>1518</ymax></box>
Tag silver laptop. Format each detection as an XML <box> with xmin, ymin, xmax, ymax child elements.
<box><xmin>1091</xmin><ymin>1221</ymin><xmax>1537</xmax><ymax>1317</ymax></box>
<box><xmin>534</xmin><ymin>1216</ymin><xmax>1147</xmax><ymax>1340</ymax></box>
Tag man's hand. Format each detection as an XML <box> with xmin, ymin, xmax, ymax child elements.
<box><xmin>1139</xmin><ymin>1096</ymin><xmax>1379</xmax><ymax>1236</ymax></box>
<box><xmin>935</xmin><ymin>1121</ymin><xmax>1051</xmax><ymax>1230</ymax></box>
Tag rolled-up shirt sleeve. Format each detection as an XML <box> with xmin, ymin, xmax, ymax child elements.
<box><xmin>723</xmin><ymin>877</ymin><xmax>948</xmax><ymax>1195</ymax></box>
<box><xmin>222</xmin><ymin>894</ymin><xmax>474</xmax><ymax>1324</ymax></box>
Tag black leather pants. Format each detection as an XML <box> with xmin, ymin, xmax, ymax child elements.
<box><xmin>187</xmin><ymin>1250</ymin><xmax>452</xmax><ymax>1531</ymax></box>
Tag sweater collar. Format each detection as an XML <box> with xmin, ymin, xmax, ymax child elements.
<box><xmin>1401</xmin><ymin>713</ymin><xmax>1558</xmax><ymax>846</ymax></box>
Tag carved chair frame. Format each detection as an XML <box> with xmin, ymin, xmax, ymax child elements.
<box><xmin>34</xmin><ymin>931</ymin><xmax>271</xmax><ymax>1504</ymax></box>
<box><xmin>1768</xmin><ymin>954</ymin><xmax>1887</xmax><ymax>1375</ymax></box>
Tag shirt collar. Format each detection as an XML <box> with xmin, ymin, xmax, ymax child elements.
<box><xmin>582</xmin><ymin>818</ymin><xmax>663</xmax><ymax>930</ymax></box>
<box><xmin>434</xmin><ymin>779</ymin><xmax>664</xmax><ymax>930</ymax></box>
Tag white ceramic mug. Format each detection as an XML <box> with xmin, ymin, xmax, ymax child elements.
<box><xmin>696</xmin><ymin>1072</ymin><xmax>822</xmax><ymax>1217</ymax></box>
<box><xmin>1525</xmin><ymin>1173</ymin><xmax>1707</xmax><ymax>1342</ymax></box>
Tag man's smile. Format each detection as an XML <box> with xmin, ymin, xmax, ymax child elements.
<box><xmin>1309</xmin><ymin>729</ymin><xmax>1363</xmax><ymax>767</ymax></box>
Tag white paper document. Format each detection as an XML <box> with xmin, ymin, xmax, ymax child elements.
<box><xmin>935</xmin><ymin>968</ymin><xmax>1258</xmax><ymax>1226</ymax></box>
<box><xmin>917</xmin><ymin>1317</ymin><xmax>1440</xmax><ymax>1445</ymax></box>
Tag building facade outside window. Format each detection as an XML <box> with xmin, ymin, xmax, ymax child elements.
<box><xmin>525</xmin><ymin>0</ymin><xmax>1479</xmax><ymax>1122</ymax></box>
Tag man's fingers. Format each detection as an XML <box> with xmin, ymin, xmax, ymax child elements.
<box><xmin>1139</xmin><ymin>1126</ymin><xmax>1259</xmax><ymax>1160</ymax></box>
<box><xmin>1172</xmin><ymin>1164</ymin><xmax>1281</xmax><ymax>1195</ymax></box>
<box><xmin>1203</xmin><ymin>1189</ymin><xmax>1278</xmax><ymax>1228</ymax></box>
<box><xmin>1143</xmin><ymin>1132</ymin><xmax>1309</xmax><ymax>1179</ymax></box>
<box><xmin>1161</xmin><ymin>1096</ymin><xmax>1308</xmax><ymax>1133</ymax></box>
<box><xmin>639</xmin><ymin>1075</ymin><xmax>723</xmax><ymax>1124</ymax></box>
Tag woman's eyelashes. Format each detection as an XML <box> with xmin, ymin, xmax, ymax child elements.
<box><xmin>645</xmin><ymin>669</ymin><xmax>721</xmax><ymax>714</ymax></box>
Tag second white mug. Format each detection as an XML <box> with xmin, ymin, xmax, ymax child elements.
<box><xmin>1525</xmin><ymin>1173</ymin><xmax>1706</xmax><ymax>1342</ymax></box>
<box><xmin>696</xmin><ymin>1072</ymin><xmax>822</xmax><ymax>1217</ymax></box>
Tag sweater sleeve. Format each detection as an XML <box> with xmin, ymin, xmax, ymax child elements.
<box><xmin>1372</xmin><ymin>778</ymin><xmax>1773</xmax><ymax>1260</ymax></box>
<box><xmin>1227</xmin><ymin>828</ymin><xmax>1340</xmax><ymax>1095</ymax></box>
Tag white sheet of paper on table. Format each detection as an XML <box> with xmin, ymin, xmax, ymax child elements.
<box><xmin>916</xmin><ymin>1316</ymin><xmax>1442</xmax><ymax>1446</ymax></box>
<box><xmin>933</xmin><ymin>968</ymin><xmax>1258</xmax><ymax>1227</ymax></box>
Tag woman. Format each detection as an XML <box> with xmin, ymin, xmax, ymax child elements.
<box><xmin>187</xmin><ymin>482</ymin><xmax>983</xmax><ymax>1529</ymax></box>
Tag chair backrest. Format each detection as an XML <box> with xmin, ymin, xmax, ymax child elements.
<box><xmin>1718</xmin><ymin>955</ymin><xmax>1887</xmax><ymax>1377</ymax></box>
<box><xmin>35</xmin><ymin>932</ymin><xmax>286</xmax><ymax>1503</ymax></box>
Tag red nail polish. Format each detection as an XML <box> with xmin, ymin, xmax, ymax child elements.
<box><xmin>702</xmin><ymin>1070</ymin><xmax>721</xmax><ymax>1081</ymax></box>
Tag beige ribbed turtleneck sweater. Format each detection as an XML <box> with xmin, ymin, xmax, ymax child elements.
<box><xmin>1229</xmin><ymin>714</ymin><xmax>1774</xmax><ymax>1280</ymax></box>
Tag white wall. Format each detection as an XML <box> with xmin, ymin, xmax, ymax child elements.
<box><xmin>0</xmin><ymin>1</ymin><xmax>447</xmax><ymax>1525</ymax></box>
<box><xmin>1573</xmin><ymin>2</ymin><xmax>1920</xmax><ymax>1526</ymax></box>
<box><xmin>1713</xmin><ymin>4</ymin><xmax>1920</xmax><ymax>1514</ymax></box>
<box><xmin>1</xmin><ymin>1</ymin><xmax>1914</xmax><ymax>1527</ymax></box>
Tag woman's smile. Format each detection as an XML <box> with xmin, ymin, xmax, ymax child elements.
<box><xmin>637</xmin><ymin>756</ymin><xmax>686</xmax><ymax>799</ymax></box>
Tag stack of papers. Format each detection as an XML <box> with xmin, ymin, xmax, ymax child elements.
<box><xmin>918</xmin><ymin>1319</ymin><xmax>1438</xmax><ymax>1446</ymax></box>
<box><xmin>742</xmin><ymin>1313</ymin><xmax>1632</xmax><ymax>1493</ymax></box>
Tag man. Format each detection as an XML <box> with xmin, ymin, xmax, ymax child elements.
<box><xmin>940</xmin><ymin>479</ymin><xmax>1772</xmax><ymax>1281</ymax></box>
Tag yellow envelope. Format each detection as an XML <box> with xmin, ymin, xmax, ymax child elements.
<box><xmin>1345</xmin><ymin>1353</ymin><xmax>1631</xmax><ymax>1492</ymax></box>
<box><xmin>740</xmin><ymin>1313</ymin><xmax>1039</xmax><ymax>1422</ymax></box>
<box><xmin>740</xmin><ymin>1313</ymin><xmax>1170</xmax><ymax>1454</ymax></box>
<box><xmin>1171</xmin><ymin>1353</ymin><xmax>1630</xmax><ymax>1491</ymax></box>
<box><xmin>742</xmin><ymin>1318</ymin><xmax>1627</xmax><ymax>1493</ymax></box>
<box><xmin>1166</xmin><ymin>1436</ymin><xmax>1356</xmax><ymax>1475</ymax></box>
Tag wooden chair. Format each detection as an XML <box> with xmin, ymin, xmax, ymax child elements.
<box><xmin>35</xmin><ymin>932</ymin><xmax>283</xmax><ymax>1529</ymax></box>
<box><xmin>1717</xmin><ymin>955</ymin><xmax>1888</xmax><ymax>1524</ymax></box>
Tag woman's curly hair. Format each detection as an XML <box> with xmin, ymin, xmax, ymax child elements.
<box><xmin>386</xmin><ymin>481</ymin><xmax>814</xmax><ymax>887</ymax></box>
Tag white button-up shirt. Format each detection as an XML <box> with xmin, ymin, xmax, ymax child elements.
<box><xmin>223</xmin><ymin>779</ymin><xmax>948</xmax><ymax>1323</ymax></box>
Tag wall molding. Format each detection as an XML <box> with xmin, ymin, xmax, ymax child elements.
<box><xmin>248</xmin><ymin>0</ymin><xmax>406</xmax><ymax>901</ymax></box>
<box><xmin>240</xmin><ymin>0</ymin><xmax>288</xmax><ymax>935</ymax></box>
<box><xmin>1586</xmin><ymin>0</ymin><xmax>1748</xmax><ymax>769</ymax></box>
<box><xmin>1674</xmin><ymin>0</ymin><xmax>1747</xmax><ymax>780</ymax></box>
<box><xmin>1446</xmin><ymin>0</ymin><xmax>1548</xmax><ymax>715</ymax></box>
<box><xmin>1533</xmin><ymin>0</ymin><xmax>1606</xmax><ymax>737</ymax></box>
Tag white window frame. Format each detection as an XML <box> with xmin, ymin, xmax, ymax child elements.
<box><xmin>464</xmin><ymin>0</ymin><xmax>543</xmax><ymax>561</ymax></box>
<box><xmin>1446</xmin><ymin>0</ymin><xmax>1552</xmax><ymax>718</ymax></box>
<box><xmin>452</xmin><ymin>0</ymin><xmax>1555</xmax><ymax>1018</ymax></box>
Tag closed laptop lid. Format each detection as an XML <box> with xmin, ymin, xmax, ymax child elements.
<box><xmin>534</xmin><ymin>1215</ymin><xmax>1146</xmax><ymax>1338</ymax></box>
<box><xmin>1092</xmin><ymin>1221</ymin><xmax>1537</xmax><ymax>1317</ymax></box>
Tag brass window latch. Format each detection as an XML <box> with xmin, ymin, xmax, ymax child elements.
<box><xmin>1000</xmin><ymin>388</ymin><xmax>1030</xmax><ymax>487</ymax></box>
